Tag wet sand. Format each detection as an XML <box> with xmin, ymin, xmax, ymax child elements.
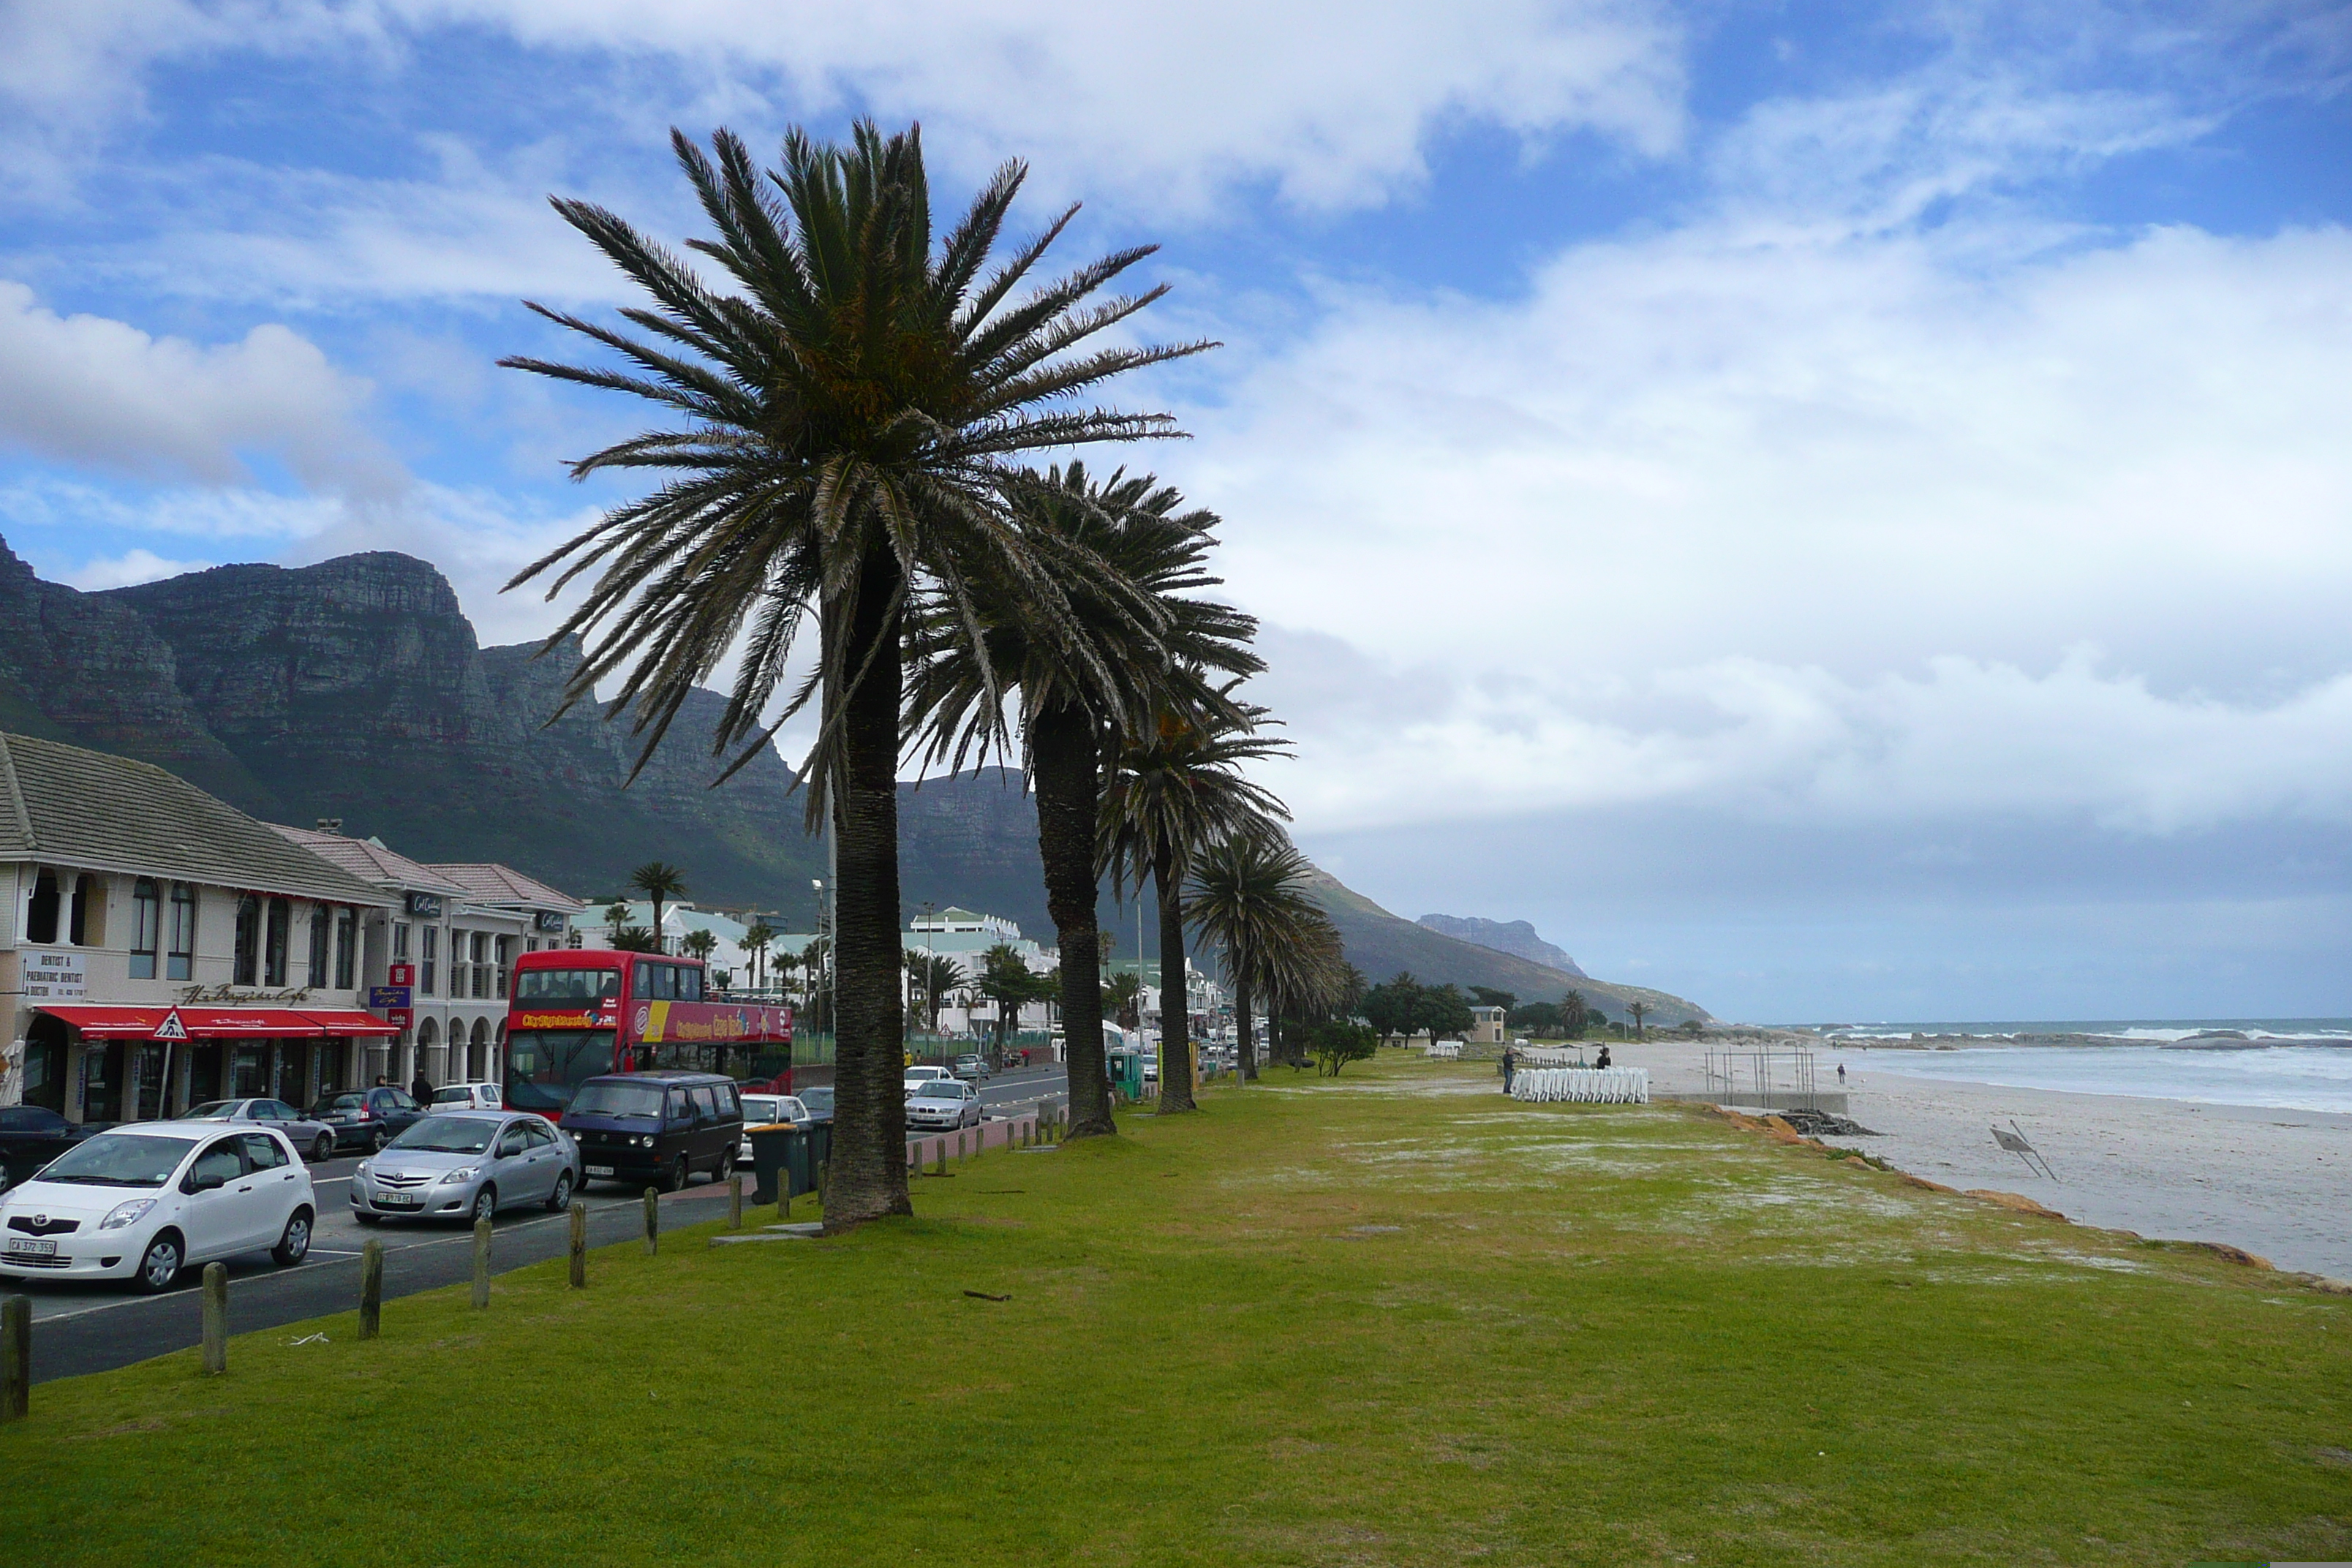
<box><xmin>1629</xmin><ymin>1039</ymin><xmax>2352</xmax><ymax>1279</ymax></box>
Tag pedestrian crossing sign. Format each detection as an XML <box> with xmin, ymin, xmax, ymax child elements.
<box><xmin>153</xmin><ymin>1008</ymin><xmax>189</xmax><ymax>1042</ymax></box>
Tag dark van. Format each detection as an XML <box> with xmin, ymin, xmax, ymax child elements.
<box><xmin>564</xmin><ymin>1071</ymin><xmax>745</xmax><ymax>1192</ymax></box>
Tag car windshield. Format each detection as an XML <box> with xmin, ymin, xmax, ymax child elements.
<box><xmin>33</xmin><ymin>1134</ymin><xmax>197</xmax><ymax>1187</ymax></box>
<box><xmin>798</xmin><ymin>1088</ymin><xmax>834</xmax><ymax>1114</ymax></box>
<box><xmin>568</xmin><ymin>1081</ymin><xmax>665</xmax><ymax>1119</ymax></box>
<box><xmin>515</xmin><ymin>967</ymin><xmax>625</xmax><ymax>1000</ymax></box>
<box><xmin>184</xmin><ymin>1101</ymin><xmax>241</xmax><ymax>1118</ymax></box>
<box><xmin>388</xmin><ymin>1116</ymin><xmax>497</xmax><ymax>1155</ymax></box>
<box><xmin>740</xmin><ymin>1097</ymin><xmax>782</xmax><ymax>1123</ymax></box>
<box><xmin>317</xmin><ymin>1093</ymin><xmax>366</xmax><ymax>1114</ymax></box>
<box><xmin>914</xmin><ymin>1082</ymin><xmax>964</xmax><ymax>1099</ymax></box>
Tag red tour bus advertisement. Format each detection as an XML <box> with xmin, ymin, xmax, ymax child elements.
<box><xmin>504</xmin><ymin>949</ymin><xmax>791</xmax><ymax>1119</ymax></box>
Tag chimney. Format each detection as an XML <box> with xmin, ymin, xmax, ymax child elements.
<box><xmin>315</xmin><ymin>818</ymin><xmax>344</xmax><ymax>834</ymax></box>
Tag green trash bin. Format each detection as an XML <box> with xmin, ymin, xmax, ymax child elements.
<box><xmin>748</xmin><ymin>1124</ymin><xmax>798</xmax><ymax>1206</ymax></box>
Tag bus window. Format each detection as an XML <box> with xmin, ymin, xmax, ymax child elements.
<box><xmin>516</xmin><ymin>968</ymin><xmax>623</xmax><ymax>1002</ymax></box>
<box><xmin>677</xmin><ymin>965</ymin><xmax>703</xmax><ymax>1001</ymax></box>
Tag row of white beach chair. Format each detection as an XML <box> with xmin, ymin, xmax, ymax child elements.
<box><xmin>1509</xmin><ymin>1066</ymin><xmax>1651</xmax><ymax>1104</ymax></box>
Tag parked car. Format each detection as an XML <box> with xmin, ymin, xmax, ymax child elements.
<box><xmin>795</xmin><ymin>1085</ymin><xmax>835</xmax><ymax>1126</ymax></box>
<box><xmin>565</xmin><ymin>1072</ymin><xmax>744</xmax><ymax>1193</ymax></box>
<box><xmin>351</xmin><ymin>1111</ymin><xmax>579</xmax><ymax>1225</ymax></box>
<box><xmin>184</xmin><ymin>1098</ymin><xmax>341</xmax><ymax>1163</ymax></box>
<box><xmin>905</xmin><ymin>1078</ymin><xmax>983</xmax><ymax>1131</ymax></box>
<box><xmin>951</xmin><ymin>1054</ymin><xmax>992</xmax><ymax>1082</ymax></box>
<box><xmin>902</xmin><ymin>1066</ymin><xmax>951</xmax><ymax>1093</ymax></box>
<box><xmin>429</xmin><ymin>1082</ymin><xmax>503</xmax><ymax>1112</ymax></box>
<box><xmin>0</xmin><ymin>1120</ymin><xmax>315</xmax><ymax>1292</ymax></box>
<box><xmin>309</xmin><ymin>1085</ymin><xmax>428</xmax><ymax>1152</ymax></box>
<box><xmin>0</xmin><ymin>1104</ymin><xmax>108</xmax><ymax>1192</ymax></box>
<box><xmin>736</xmin><ymin>1093</ymin><xmax>810</xmax><ymax>1167</ymax></box>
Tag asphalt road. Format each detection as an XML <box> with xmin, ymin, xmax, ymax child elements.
<box><xmin>10</xmin><ymin>1067</ymin><xmax>1069</xmax><ymax>1385</ymax></box>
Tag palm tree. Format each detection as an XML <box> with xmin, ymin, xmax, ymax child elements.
<box><xmin>503</xmin><ymin>124</ymin><xmax>1204</xmax><ymax>1229</ymax></box>
<box><xmin>743</xmin><ymin>919</ymin><xmax>777</xmax><ymax>992</ymax></box>
<box><xmin>908</xmin><ymin>464</ymin><xmax>1260</xmax><ymax>1140</ymax></box>
<box><xmin>1185</xmin><ymin>831</ymin><xmax>1341</xmax><ymax>1083</ymax></box>
<box><xmin>906</xmin><ymin>951</ymin><xmax>964</xmax><ymax>1042</ymax></box>
<box><xmin>973</xmin><ymin>943</ymin><xmax>1051</xmax><ymax>1065</ymax></box>
<box><xmin>681</xmin><ymin>927</ymin><xmax>717</xmax><ymax>970</ymax></box>
<box><xmin>610</xmin><ymin>925</ymin><xmax>662</xmax><ymax>953</ymax></box>
<box><xmin>627</xmin><ymin>862</ymin><xmax>687</xmax><ymax>956</ymax></box>
<box><xmin>1628</xmin><ymin>999</ymin><xmax>1649</xmax><ymax>1040</ymax></box>
<box><xmin>1100</xmin><ymin>699</ymin><xmax>1289</xmax><ymax>1114</ymax></box>
<box><xmin>1104</xmin><ymin>970</ymin><xmax>1144</xmax><ymax>1031</ymax></box>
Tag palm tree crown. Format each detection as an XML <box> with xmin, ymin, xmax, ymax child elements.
<box><xmin>1184</xmin><ymin>831</ymin><xmax>1343</xmax><ymax>1082</ymax></box>
<box><xmin>626</xmin><ymin>862</ymin><xmax>687</xmax><ymax>954</ymax></box>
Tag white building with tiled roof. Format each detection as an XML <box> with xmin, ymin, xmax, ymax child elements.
<box><xmin>0</xmin><ymin>732</ymin><xmax>397</xmax><ymax>1122</ymax></box>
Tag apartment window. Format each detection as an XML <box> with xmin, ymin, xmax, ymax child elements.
<box><xmin>167</xmin><ymin>883</ymin><xmax>196</xmax><ymax>980</ymax></box>
<box><xmin>307</xmin><ymin>906</ymin><xmax>331</xmax><ymax>986</ymax></box>
<box><xmin>392</xmin><ymin>921</ymin><xmax>410</xmax><ymax>960</ymax></box>
<box><xmin>130</xmin><ymin>878</ymin><xmax>161</xmax><ymax>980</ymax></box>
<box><xmin>471</xmin><ymin>932</ymin><xmax>490</xmax><ymax>999</ymax></box>
<box><xmin>421</xmin><ymin>925</ymin><xmax>437</xmax><ymax>996</ymax></box>
<box><xmin>494</xmin><ymin>935</ymin><xmax>513</xmax><ymax>998</ymax></box>
<box><xmin>264</xmin><ymin>897</ymin><xmax>291</xmax><ymax>987</ymax></box>
<box><xmin>335</xmin><ymin>907</ymin><xmax>357</xmax><ymax>990</ymax></box>
<box><xmin>233</xmin><ymin>896</ymin><xmax>261</xmax><ymax>986</ymax></box>
<box><xmin>26</xmin><ymin>870</ymin><xmax>59</xmax><ymax>943</ymax></box>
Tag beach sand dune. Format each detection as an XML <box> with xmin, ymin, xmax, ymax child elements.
<box><xmin>1629</xmin><ymin>1039</ymin><xmax>2352</xmax><ymax>1278</ymax></box>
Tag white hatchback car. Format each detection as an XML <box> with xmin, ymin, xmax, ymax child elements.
<box><xmin>0</xmin><ymin>1120</ymin><xmax>317</xmax><ymax>1293</ymax></box>
<box><xmin>429</xmin><ymin>1082</ymin><xmax>503</xmax><ymax>1112</ymax></box>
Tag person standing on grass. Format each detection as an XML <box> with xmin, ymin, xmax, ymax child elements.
<box><xmin>1501</xmin><ymin>1044</ymin><xmax>1516</xmax><ymax>1094</ymax></box>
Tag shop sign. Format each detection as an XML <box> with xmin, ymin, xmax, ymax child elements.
<box><xmin>388</xmin><ymin>962</ymin><xmax>415</xmax><ymax>987</ymax></box>
<box><xmin>385</xmin><ymin>1008</ymin><xmax>413</xmax><ymax>1028</ymax></box>
<box><xmin>368</xmin><ymin>985</ymin><xmax>412</xmax><ymax>1009</ymax></box>
<box><xmin>406</xmin><ymin>892</ymin><xmax>443</xmax><ymax>918</ymax></box>
<box><xmin>22</xmin><ymin>949</ymin><xmax>85</xmax><ymax>1000</ymax></box>
<box><xmin>533</xmin><ymin>911</ymin><xmax>567</xmax><ymax>933</ymax></box>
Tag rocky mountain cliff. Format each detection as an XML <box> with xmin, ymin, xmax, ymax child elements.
<box><xmin>1415</xmin><ymin>913</ymin><xmax>1588</xmax><ymax>978</ymax></box>
<box><xmin>0</xmin><ymin>538</ymin><xmax>1708</xmax><ymax>1014</ymax></box>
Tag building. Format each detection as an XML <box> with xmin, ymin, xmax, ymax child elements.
<box><xmin>0</xmin><ymin>732</ymin><xmax>398</xmax><ymax>1122</ymax></box>
<box><xmin>273</xmin><ymin>830</ymin><xmax>587</xmax><ymax>1090</ymax></box>
<box><xmin>1467</xmin><ymin>1006</ymin><xmax>1507</xmax><ymax>1046</ymax></box>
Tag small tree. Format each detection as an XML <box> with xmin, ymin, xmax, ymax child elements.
<box><xmin>1509</xmin><ymin>1000</ymin><xmax>1563</xmax><ymax>1036</ymax></box>
<box><xmin>1628</xmin><ymin>999</ymin><xmax>1649</xmax><ymax>1039</ymax></box>
<box><xmin>626</xmin><ymin>862</ymin><xmax>688</xmax><ymax>954</ymax></box>
<box><xmin>610</xmin><ymin>925</ymin><xmax>660</xmax><ymax>953</ymax></box>
<box><xmin>1361</xmin><ymin>972</ymin><xmax>1423</xmax><ymax>1042</ymax></box>
<box><xmin>1560</xmin><ymin>989</ymin><xmax>1590</xmax><ymax>1037</ymax></box>
<box><xmin>1467</xmin><ymin>985</ymin><xmax>1516</xmax><ymax>1012</ymax></box>
<box><xmin>1104</xmin><ymin>970</ymin><xmax>1144</xmax><ymax>1031</ymax></box>
<box><xmin>1308</xmin><ymin>1019</ymin><xmax>1378</xmax><ymax>1077</ymax></box>
<box><xmin>1416</xmin><ymin>982</ymin><xmax>1474</xmax><ymax>1044</ymax></box>
<box><xmin>975</xmin><ymin>943</ymin><xmax>1051</xmax><ymax>1064</ymax></box>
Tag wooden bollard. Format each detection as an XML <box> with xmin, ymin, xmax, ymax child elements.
<box><xmin>643</xmin><ymin>1187</ymin><xmax>660</xmax><ymax>1255</ymax></box>
<box><xmin>568</xmin><ymin>1201</ymin><xmax>587</xmax><ymax>1288</ymax></box>
<box><xmin>359</xmin><ymin>1240</ymin><xmax>383</xmax><ymax>1339</ymax></box>
<box><xmin>932</xmin><ymin>1141</ymin><xmax>947</xmax><ymax>1177</ymax></box>
<box><xmin>728</xmin><ymin>1172</ymin><xmax>743</xmax><ymax>1229</ymax></box>
<box><xmin>1</xmin><ymin>1294</ymin><xmax>29</xmax><ymax>1422</ymax></box>
<box><xmin>471</xmin><ymin>1218</ymin><xmax>491</xmax><ymax>1310</ymax></box>
<box><xmin>200</xmin><ymin>1262</ymin><xmax>227</xmax><ymax>1374</ymax></box>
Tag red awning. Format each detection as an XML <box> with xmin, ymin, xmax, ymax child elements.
<box><xmin>299</xmin><ymin>1009</ymin><xmax>403</xmax><ymax>1038</ymax></box>
<box><xmin>171</xmin><ymin>1008</ymin><xmax>328</xmax><ymax>1039</ymax></box>
<box><xmin>34</xmin><ymin>1006</ymin><xmax>167</xmax><ymax>1038</ymax></box>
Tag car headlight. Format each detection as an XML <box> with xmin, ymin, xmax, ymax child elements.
<box><xmin>439</xmin><ymin>1166</ymin><xmax>480</xmax><ymax>1185</ymax></box>
<box><xmin>99</xmin><ymin>1198</ymin><xmax>157</xmax><ymax>1231</ymax></box>
<box><xmin>638</xmin><ymin>1135</ymin><xmax>655</xmax><ymax>1148</ymax></box>
<box><xmin>354</xmin><ymin>1160</ymin><xmax>372</xmax><ymax>1180</ymax></box>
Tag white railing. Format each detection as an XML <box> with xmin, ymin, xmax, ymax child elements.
<box><xmin>1509</xmin><ymin>1067</ymin><xmax>1650</xmax><ymax>1104</ymax></box>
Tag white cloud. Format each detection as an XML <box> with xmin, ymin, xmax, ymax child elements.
<box><xmin>57</xmin><ymin>546</ymin><xmax>218</xmax><ymax>590</ymax></box>
<box><xmin>0</xmin><ymin>282</ymin><xmax>400</xmax><ymax>492</ymax></box>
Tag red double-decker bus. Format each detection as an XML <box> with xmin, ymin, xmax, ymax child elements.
<box><xmin>503</xmin><ymin>949</ymin><xmax>793</xmax><ymax>1120</ymax></box>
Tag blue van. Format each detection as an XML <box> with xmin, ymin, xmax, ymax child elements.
<box><xmin>562</xmin><ymin>1071</ymin><xmax>743</xmax><ymax>1192</ymax></box>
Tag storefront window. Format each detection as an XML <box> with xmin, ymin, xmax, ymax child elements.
<box><xmin>233</xmin><ymin>895</ymin><xmax>261</xmax><ymax>986</ymax></box>
<box><xmin>131</xmin><ymin>878</ymin><xmax>161</xmax><ymax>979</ymax></box>
<box><xmin>167</xmin><ymin>883</ymin><xmax>197</xmax><ymax>980</ymax></box>
<box><xmin>264</xmin><ymin>897</ymin><xmax>291</xmax><ymax>986</ymax></box>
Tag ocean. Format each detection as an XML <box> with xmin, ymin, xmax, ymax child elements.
<box><xmin>1814</xmin><ymin>1021</ymin><xmax>2352</xmax><ymax>1115</ymax></box>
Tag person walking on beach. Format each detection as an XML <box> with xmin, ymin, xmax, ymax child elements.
<box><xmin>1501</xmin><ymin>1045</ymin><xmax>1516</xmax><ymax>1095</ymax></box>
<box><xmin>1838</xmin><ymin>1063</ymin><xmax>1847</xmax><ymax>1085</ymax></box>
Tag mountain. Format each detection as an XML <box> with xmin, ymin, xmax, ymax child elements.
<box><xmin>1416</xmin><ymin>913</ymin><xmax>1587</xmax><ymax>977</ymax></box>
<box><xmin>1311</xmin><ymin>871</ymin><xmax>1707</xmax><ymax>1023</ymax></box>
<box><xmin>0</xmin><ymin>537</ymin><xmax>1708</xmax><ymax>1015</ymax></box>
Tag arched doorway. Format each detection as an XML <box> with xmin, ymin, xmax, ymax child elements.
<box><xmin>20</xmin><ymin>1012</ymin><xmax>69</xmax><ymax>1114</ymax></box>
<box><xmin>469</xmin><ymin>1017</ymin><xmax>490</xmax><ymax>1082</ymax></box>
<box><xmin>415</xmin><ymin>1017</ymin><xmax>439</xmax><ymax>1090</ymax></box>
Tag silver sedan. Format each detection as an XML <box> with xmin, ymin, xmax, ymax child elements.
<box><xmin>184</xmin><ymin>1098</ymin><xmax>342</xmax><ymax>1164</ymax></box>
<box><xmin>351</xmin><ymin>1111</ymin><xmax>582</xmax><ymax>1226</ymax></box>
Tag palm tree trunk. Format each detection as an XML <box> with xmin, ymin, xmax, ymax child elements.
<box><xmin>1031</xmin><ymin>704</ymin><xmax>1116</xmax><ymax>1138</ymax></box>
<box><xmin>1155</xmin><ymin>851</ymin><xmax>1196</xmax><ymax>1114</ymax></box>
<box><xmin>1233</xmin><ymin>962</ymin><xmax>1256</xmax><ymax>1082</ymax></box>
<box><xmin>824</xmin><ymin>551</ymin><xmax>913</xmax><ymax>1230</ymax></box>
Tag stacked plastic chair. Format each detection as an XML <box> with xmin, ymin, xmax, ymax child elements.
<box><xmin>1509</xmin><ymin>1066</ymin><xmax>1651</xmax><ymax>1104</ymax></box>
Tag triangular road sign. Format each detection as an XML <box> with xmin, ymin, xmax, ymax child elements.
<box><xmin>153</xmin><ymin>1008</ymin><xmax>189</xmax><ymax>1042</ymax></box>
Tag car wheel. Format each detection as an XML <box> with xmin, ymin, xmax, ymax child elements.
<box><xmin>545</xmin><ymin>1169</ymin><xmax>574</xmax><ymax>1212</ymax></box>
<box><xmin>716</xmin><ymin>1147</ymin><xmax>736</xmax><ymax>1183</ymax></box>
<box><xmin>310</xmin><ymin>1133</ymin><xmax>333</xmax><ymax>1163</ymax></box>
<box><xmin>370</xmin><ymin>1126</ymin><xmax>391</xmax><ymax>1152</ymax></box>
<box><xmin>471</xmin><ymin>1186</ymin><xmax>497</xmax><ymax>1224</ymax></box>
<box><xmin>132</xmin><ymin>1232</ymin><xmax>183</xmax><ymax>1294</ymax></box>
<box><xmin>272</xmin><ymin>1207</ymin><xmax>313</xmax><ymax>1266</ymax></box>
<box><xmin>665</xmin><ymin>1155</ymin><xmax>689</xmax><ymax>1193</ymax></box>
<box><xmin>354</xmin><ymin>1210</ymin><xmax>381</xmax><ymax>1226</ymax></box>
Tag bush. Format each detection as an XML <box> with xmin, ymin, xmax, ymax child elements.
<box><xmin>1305</xmin><ymin>1019</ymin><xmax>1379</xmax><ymax>1077</ymax></box>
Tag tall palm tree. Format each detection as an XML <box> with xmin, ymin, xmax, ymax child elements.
<box><xmin>681</xmin><ymin>927</ymin><xmax>717</xmax><ymax>967</ymax></box>
<box><xmin>626</xmin><ymin>862</ymin><xmax>687</xmax><ymax>955</ymax></box>
<box><xmin>502</xmin><ymin>124</ymin><xmax>1205</xmax><ymax>1229</ymax></box>
<box><xmin>906</xmin><ymin>951</ymin><xmax>964</xmax><ymax>1041</ymax></box>
<box><xmin>1099</xmin><ymin>700</ymin><xmax>1289</xmax><ymax>1114</ymax></box>
<box><xmin>1184</xmin><ymin>831</ymin><xmax>1341</xmax><ymax>1083</ymax></box>
<box><xmin>908</xmin><ymin>464</ymin><xmax>1259</xmax><ymax>1139</ymax></box>
<box><xmin>1104</xmin><ymin>970</ymin><xmax>1143</xmax><ymax>1032</ymax></box>
<box><xmin>743</xmin><ymin>919</ymin><xmax>777</xmax><ymax>992</ymax></box>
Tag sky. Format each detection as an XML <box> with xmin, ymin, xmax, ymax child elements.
<box><xmin>1</xmin><ymin>1</ymin><xmax>2348</xmax><ymax>1023</ymax></box>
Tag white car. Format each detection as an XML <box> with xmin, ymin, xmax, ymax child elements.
<box><xmin>0</xmin><ymin>1120</ymin><xmax>316</xmax><ymax>1293</ymax></box>
<box><xmin>737</xmin><ymin>1093</ymin><xmax>810</xmax><ymax>1165</ymax></box>
<box><xmin>905</xmin><ymin>1078</ymin><xmax>983</xmax><ymax>1131</ymax></box>
<box><xmin>429</xmin><ymin>1082</ymin><xmax>503</xmax><ymax>1112</ymax></box>
<box><xmin>902</xmin><ymin>1066</ymin><xmax>952</xmax><ymax>1095</ymax></box>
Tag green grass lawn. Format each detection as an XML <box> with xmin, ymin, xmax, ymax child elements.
<box><xmin>8</xmin><ymin>1053</ymin><xmax>2349</xmax><ymax>1566</ymax></box>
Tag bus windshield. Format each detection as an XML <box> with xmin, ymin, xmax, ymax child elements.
<box><xmin>505</xmin><ymin>1029</ymin><xmax>617</xmax><ymax>1115</ymax></box>
<box><xmin>515</xmin><ymin>968</ymin><xmax>623</xmax><ymax>1001</ymax></box>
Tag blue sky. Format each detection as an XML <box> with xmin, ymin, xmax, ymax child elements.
<box><xmin>1</xmin><ymin>1</ymin><xmax>2348</xmax><ymax>1022</ymax></box>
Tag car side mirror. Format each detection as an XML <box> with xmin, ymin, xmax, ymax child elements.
<box><xmin>186</xmin><ymin>1171</ymin><xmax>227</xmax><ymax>1194</ymax></box>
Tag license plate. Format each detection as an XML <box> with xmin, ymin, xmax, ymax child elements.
<box><xmin>373</xmin><ymin>1192</ymin><xmax>419</xmax><ymax>1208</ymax></box>
<box><xmin>586</xmin><ymin>1164</ymin><xmax>614</xmax><ymax>1177</ymax></box>
<box><xmin>6</xmin><ymin>1237</ymin><xmax>57</xmax><ymax>1257</ymax></box>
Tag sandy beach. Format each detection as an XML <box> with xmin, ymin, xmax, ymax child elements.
<box><xmin>1627</xmin><ymin>1039</ymin><xmax>2352</xmax><ymax>1279</ymax></box>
